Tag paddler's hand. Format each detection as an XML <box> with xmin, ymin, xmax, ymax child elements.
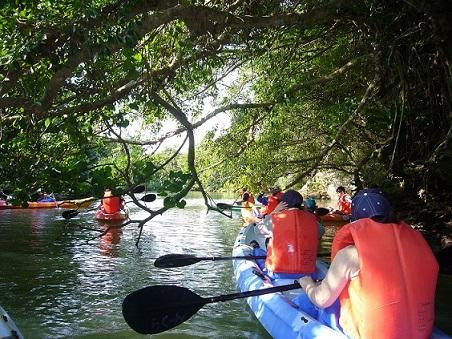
<box><xmin>298</xmin><ymin>276</ymin><xmax>315</xmax><ymax>289</ymax></box>
<box><xmin>271</xmin><ymin>201</ymin><xmax>287</xmax><ymax>214</ymax></box>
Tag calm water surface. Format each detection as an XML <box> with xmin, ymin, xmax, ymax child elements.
<box><xmin>0</xmin><ymin>195</ymin><xmax>450</xmax><ymax>338</ymax></box>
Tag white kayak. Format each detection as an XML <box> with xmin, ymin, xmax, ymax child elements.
<box><xmin>0</xmin><ymin>305</ymin><xmax>24</xmax><ymax>339</ymax></box>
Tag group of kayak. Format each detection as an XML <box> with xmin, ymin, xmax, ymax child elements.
<box><xmin>232</xmin><ymin>188</ymin><xmax>450</xmax><ymax>339</ymax></box>
<box><xmin>236</xmin><ymin>186</ymin><xmax>352</xmax><ymax>225</ymax></box>
<box><xmin>0</xmin><ymin>189</ymin><xmax>128</xmax><ymax>222</ymax></box>
<box><xmin>118</xmin><ymin>187</ymin><xmax>449</xmax><ymax>338</ymax></box>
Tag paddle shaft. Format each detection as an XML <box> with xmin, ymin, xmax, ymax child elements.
<box><xmin>196</xmin><ymin>255</ymin><xmax>266</xmax><ymax>261</ymax></box>
<box><xmin>206</xmin><ymin>282</ymin><xmax>301</xmax><ymax>303</ymax></box>
<box><xmin>154</xmin><ymin>253</ymin><xmax>330</xmax><ymax>268</ymax></box>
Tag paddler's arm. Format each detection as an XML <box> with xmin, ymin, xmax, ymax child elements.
<box><xmin>298</xmin><ymin>245</ymin><xmax>360</xmax><ymax>308</ymax></box>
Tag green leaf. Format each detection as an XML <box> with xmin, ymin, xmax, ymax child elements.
<box><xmin>44</xmin><ymin>117</ymin><xmax>51</xmax><ymax>128</ymax></box>
<box><xmin>176</xmin><ymin>199</ymin><xmax>186</xmax><ymax>209</ymax></box>
<box><xmin>132</xmin><ymin>53</ymin><xmax>142</xmax><ymax>62</ymax></box>
<box><xmin>163</xmin><ymin>196</ymin><xmax>175</xmax><ymax>208</ymax></box>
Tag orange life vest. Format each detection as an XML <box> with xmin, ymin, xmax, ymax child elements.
<box><xmin>338</xmin><ymin>192</ymin><xmax>352</xmax><ymax>214</ymax></box>
<box><xmin>331</xmin><ymin>218</ymin><xmax>438</xmax><ymax>339</ymax></box>
<box><xmin>102</xmin><ymin>195</ymin><xmax>121</xmax><ymax>214</ymax></box>
<box><xmin>265</xmin><ymin>209</ymin><xmax>319</xmax><ymax>274</ymax></box>
<box><xmin>261</xmin><ymin>192</ymin><xmax>283</xmax><ymax>215</ymax></box>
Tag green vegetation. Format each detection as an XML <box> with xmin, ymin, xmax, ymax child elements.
<box><xmin>1</xmin><ymin>0</ymin><xmax>451</xmax><ymax>235</ymax></box>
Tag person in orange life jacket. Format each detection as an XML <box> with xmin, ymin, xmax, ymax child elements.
<box><xmin>335</xmin><ymin>186</ymin><xmax>352</xmax><ymax>215</ymax></box>
<box><xmin>101</xmin><ymin>188</ymin><xmax>124</xmax><ymax>214</ymax></box>
<box><xmin>238</xmin><ymin>187</ymin><xmax>260</xmax><ymax>224</ymax></box>
<box><xmin>239</xmin><ymin>187</ymin><xmax>255</xmax><ymax>205</ymax></box>
<box><xmin>298</xmin><ymin>189</ymin><xmax>438</xmax><ymax>339</ymax></box>
<box><xmin>264</xmin><ymin>189</ymin><xmax>320</xmax><ymax>279</ymax></box>
<box><xmin>258</xmin><ymin>191</ymin><xmax>324</xmax><ymax>245</ymax></box>
<box><xmin>258</xmin><ymin>186</ymin><xmax>283</xmax><ymax>217</ymax></box>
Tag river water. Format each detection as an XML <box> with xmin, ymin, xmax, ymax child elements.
<box><xmin>0</xmin><ymin>195</ymin><xmax>450</xmax><ymax>338</ymax></box>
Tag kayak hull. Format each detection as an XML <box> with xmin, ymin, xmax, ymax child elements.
<box><xmin>57</xmin><ymin>197</ymin><xmax>95</xmax><ymax>209</ymax></box>
<box><xmin>0</xmin><ymin>305</ymin><xmax>24</xmax><ymax>339</ymax></box>
<box><xmin>95</xmin><ymin>209</ymin><xmax>128</xmax><ymax>221</ymax></box>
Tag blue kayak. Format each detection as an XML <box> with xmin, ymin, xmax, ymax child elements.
<box><xmin>232</xmin><ymin>223</ymin><xmax>451</xmax><ymax>339</ymax></box>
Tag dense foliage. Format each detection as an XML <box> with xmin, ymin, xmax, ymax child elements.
<box><xmin>1</xmin><ymin>0</ymin><xmax>451</xmax><ymax>231</ymax></box>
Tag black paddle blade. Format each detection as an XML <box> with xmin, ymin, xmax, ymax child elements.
<box><xmin>154</xmin><ymin>254</ymin><xmax>201</xmax><ymax>268</ymax></box>
<box><xmin>216</xmin><ymin>203</ymin><xmax>232</xmax><ymax>210</ymax></box>
<box><xmin>62</xmin><ymin>209</ymin><xmax>79</xmax><ymax>219</ymax></box>
<box><xmin>141</xmin><ymin>193</ymin><xmax>156</xmax><ymax>202</ymax></box>
<box><xmin>314</xmin><ymin>207</ymin><xmax>330</xmax><ymax>217</ymax></box>
<box><xmin>122</xmin><ymin>285</ymin><xmax>205</xmax><ymax>334</ymax></box>
<box><xmin>132</xmin><ymin>184</ymin><xmax>146</xmax><ymax>194</ymax></box>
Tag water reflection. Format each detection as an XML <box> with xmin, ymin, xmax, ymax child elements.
<box><xmin>98</xmin><ymin>222</ymin><xmax>123</xmax><ymax>257</ymax></box>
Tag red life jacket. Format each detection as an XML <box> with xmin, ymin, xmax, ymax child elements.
<box><xmin>265</xmin><ymin>209</ymin><xmax>318</xmax><ymax>274</ymax></box>
<box><xmin>337</xmin><ymin>192</ymin><xmax>352</xmax><ymax>214</ymax></box>
<box><xmin>102</xmin><ymin>195</ymin><xmax>121</xmax><ymax>214</ymax></box>
<box><xmin>264</xmin><ymin>192</ymin><xmax>283</xmax><ymax>215</ymax></box>
<box><xmin>331</xmin><ymin>218</ymin><xmax>438</xmax><ymax>339</ymax></box>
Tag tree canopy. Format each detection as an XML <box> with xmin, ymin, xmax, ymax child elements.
<box><xmin>1</xmin><ymin>0</ymin><xmax>451</xmax><ymax>236</ymax></box>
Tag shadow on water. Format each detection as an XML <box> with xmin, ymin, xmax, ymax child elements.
<box><xmin>0</xmin><ymin>194</ymin><xmax>451</xmax><ymax>337</ymax></box>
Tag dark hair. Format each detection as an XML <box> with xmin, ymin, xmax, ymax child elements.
<box><xmin>281</xmin><ymin>189</ymin><xmax>303</xmax><ymax>209</ymax></box>
<box><xmin>336</xmin><ymin>186</ymin><xmax>346</xmax><ymax>193</ymax></box>
<box><xmin>265</xmin><ymin>237</ymin><xmax>271</xmax><ymax>249</ymax></box>
<box><xmin>249</xmin><ymin>240</ymin><xmax>260</xmax><ymax>249</ymax></box>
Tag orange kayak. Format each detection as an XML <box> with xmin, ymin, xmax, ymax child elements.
<box><xmin>0</xmin><ymin>197</ymin><xmax>95</xmax><ymax>209</ymax></box>
<box><xmin>319</xmin><ymin>212</ymin><xmax>351</xmax><ymax>222</ymax></box>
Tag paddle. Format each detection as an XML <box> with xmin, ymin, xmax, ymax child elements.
<box><xmin>130</xmin><ymin>184</ymin><xmax>146</xmax><ymax>194</ymax></box>
<box><xmin>154</xmin><ymin>254</ymin><xmax>267</xmax><ymax>268</ymax></box>
<box><xmin>216</xmin><ymin>202</ymin><xmax>248</xmax><ymax>210</ymax></box>
<box><xmin>62</xmin><ymin>206</ymin><xmax>99</xmax><ymax>219</ymax></box>
<box><xmin>61</xmin><ymin>192</ymin><xmax>156</xmax><ymax>219</ymax></box>
<box><xmin>314</xmin><ymin>207</ymin><xmax>331</xmax><ymax>217</ymax></box>
<box><xmin>140</xmin><ymin>193</ymin><xmax>156</xmax><ymax>202</ymax></box>
<box><xmin>154</xmin><ymin>252</ymin><xmax>331</xmax><ymax>268</ymax></box>
<box><xmin>122</xmin><ymin>282</ymin><xmax>302</xmax><ymax>335</ymax></box>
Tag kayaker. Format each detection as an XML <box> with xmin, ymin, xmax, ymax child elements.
<box><xmin>304</xmin><ymin>197</ymin><xmax>317</xmax><ymax>212</ymax></box>
<box><xmin>37</xmin><ymin>192</ymin><xmax>56</xmax><ymax>202</ymax></box>
<box><xmin>258</xmin><ymin>186</ymin><xmax>283</xmax><ymax>217</ymax></box>
<box><xmin>101</xmin><ymin>188</ymin><xmax>124</xmax><ymax>214</ymax></box>
<box><xmin>298</xmin><ymin>188</ymin><xmax>438</xmax><ymax>339</ymax></box>
<box><xmin>239</xmin><ymin>187</ymin><xmax>255</xmax><ymax>205</ymax></box>
<box><xmin>264</xmin><ymin>189</ymin><xmax>320</xmax><ymax>278</ymax></box>
<box><xmin>335</xmin><ymin>186</ymin><xmax>352</xmax><ymax>215</ymax></box>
